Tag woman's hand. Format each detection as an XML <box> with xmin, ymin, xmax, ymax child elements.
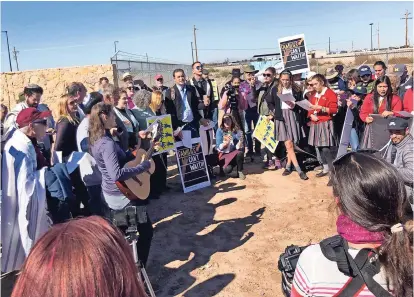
<box><xmin>310</xmin><ymin>114</ymin><xmax>319</xmax><ymax>122</ymax></box>
<box><xmin>381</xmin><ymin>110</ymin><xmax>394</xmax><ymax>118</ymax></box>
<box><xmin>110</xmin><ymin>128</ymin><xmax>119</xmax><ymax>137</ymax></box>
<box><xmin>366</xmin><ymin>116</ymin><xmax>374</xmax><ymax>124</ymax></box>
<box><xmin>138</xmin><ymin>130</ymin><xmax>150</xmax><ymax>139</ymax></box>
<box><xmin>346</xmin><ymin>99</ymin><xmax>354</xmax><ymax>109</ymax></box>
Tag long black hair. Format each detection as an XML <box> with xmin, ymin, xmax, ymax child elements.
<box><xmin>331</xmin><ymin>152</ymin><xmax>413</xmax><ymax>297</ymax></box>
<box><xmin>372</xmin><ymin>75</ymin><xmax>393</xmax><ymax>113</ymax></box>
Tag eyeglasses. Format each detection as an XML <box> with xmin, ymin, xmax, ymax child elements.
<box><xmin>196</xmin><ymin>66</ymin><xmax>203</xmax><ymax>70</ymax></box>
<box><xmin>263</xmin><ymin>73</ymin><xmax>273</xmax><ymax>78</ymax></box>
<box><xmin>156</xmin><ymin>78</ymin><xmax>163</xmax><ymax>82</ymax></box>
<box><xmin>361</xmin><ymin>74</ymin><xmax>371</xmax><ymax>78</ymax></box>
<box><xmin>308</xmin><ymin>83</ymin><xmax>315</xmax><ymax>87</ymax></box>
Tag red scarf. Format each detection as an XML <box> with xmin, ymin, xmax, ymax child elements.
<box><xmin>336</xmin><ymin>214</ymin><xmax>384</xmax><ymax>244</ymax></box>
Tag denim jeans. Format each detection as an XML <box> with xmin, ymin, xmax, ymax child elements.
<box><xmin>212</xmin><ymin>107</ymin><xmax>218</xmax><ymax>133</ymax></box>
<box><xmin>244</xmin><ymin>106</ymin><xmax>261</xmax><ymax>154</ymax></box>
<box><xmin>349</xmin><ymin>128</ymin><xmax>360</xmax><ymax>152</ymax></box>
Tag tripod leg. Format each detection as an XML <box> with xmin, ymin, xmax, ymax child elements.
<box><xmin>132</xmin><ymin>239</ymin><xmax>156</xmax><ymax>297</ymax></box>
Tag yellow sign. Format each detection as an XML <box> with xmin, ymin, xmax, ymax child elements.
<box><xmin>252</xmin><ymin>115</ymin><xmax>278</xmax><ymax>153</ymax></box>
<box><xmin>211</xmin><ymin>80</ymin><xmax>219</xmax><ymax>101</ymax></box>
<box><xmin>146</xmin><ymin>114</ymin><xmax>175</xmax><ymax>155</ymax></box>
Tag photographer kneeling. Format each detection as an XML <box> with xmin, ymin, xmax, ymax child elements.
<box><xmin>290</xmin><ymin>153</ymin><xmax>413</xmax><ymax>297</ymax></box>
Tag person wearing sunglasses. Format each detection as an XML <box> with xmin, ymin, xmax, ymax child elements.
<box><xmin>257</xmin><ymin>67</ymin><xmax>283</xmax><ymax>170</ymax></box>
<box><xmin>291</xmin><ymin>152</ymin><xmax>413</xmax><ymax>297</ymax></box>
<box><xmin>359</xmin><ymin>76</ymin><xmax>403</xmax><ymax>149</ymax></box>
<box><xmin>190</xmin><ymin>61</ymin><xmax>214</xmax><ymax>120</ymax></box>
<box><xmin>307</xmin><ymin>74</ymin><xmax>338</xmax><ymax>184</ymax></box>
<box><xmin>357</xmin><ymin>65</ymin><xmax>375</xmax><ymax>93</ymax></box>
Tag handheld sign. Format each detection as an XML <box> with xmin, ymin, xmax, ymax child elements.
<box><xmin>175</xmin><ymin>137</ymin><xmax>211</xmax><ymax>193</ymax></box>
<box><xmin>278</xmin><ymin>34</ymin><xmax>310</xmax><ymax>75</ymax></box>
<box><xmin>146</xmin><ymin>114</ymin><xmax>175</xmax><ymax>155</ymax></box>
<box><xmin>253</xmin><ymin>115</ymin><xmax>279</xmax><ymax>153</ymax></box>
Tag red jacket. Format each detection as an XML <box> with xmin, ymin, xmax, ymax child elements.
<box><xmin>359</xmin><ymin>93</ymin><xmax>403</xmax><ymax>122</ymax></box>
<box><xmin>307</xmin><ymin>87</ymin><xmax>338</xmax><ymax>122</ymax></box>
<box><xmin>403</xmin><ymin>88</ymin><xmax>413</xmax><ymax>112</ymax></box>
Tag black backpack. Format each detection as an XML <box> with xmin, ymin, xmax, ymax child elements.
<box><xmin>278</xmin><ymin>235</ymin><xmax>393</xmax><ymax>297</ymax></box>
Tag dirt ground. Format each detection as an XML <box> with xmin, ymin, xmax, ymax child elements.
<box><xmin>147</xmin><ymin>155</ymin><xmax>337</xmax><ymax>297</ymax></box>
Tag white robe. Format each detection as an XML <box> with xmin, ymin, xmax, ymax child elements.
<box><xmin>2</xmin><ymin>129</ymin><xmax>50</xmax><ymax>273</ymax></box>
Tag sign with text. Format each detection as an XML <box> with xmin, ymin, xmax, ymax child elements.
<box><xmin>253</xmin><ymin>115</ymin><xmax>279</xmax><ymax>153</ymax></box>
<box><xmin>147</xmin><ymin>114</ymin><xmax>175</xmax><ymax>155</ymax></box>
<box><xmin>278</xmin><ymin>34</ymin><xmax>310</xmax><ymax>75</ymax></box>
<box><xmin>175</xmin><ymin>138</ymin><xmax>211</xmax><ymax>193</ymax></box>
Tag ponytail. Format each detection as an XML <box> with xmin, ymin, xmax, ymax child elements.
<box><xmin>379</xmin><ymin>219</ymin><xmax>413</xmax><ymax>297</ymax></box>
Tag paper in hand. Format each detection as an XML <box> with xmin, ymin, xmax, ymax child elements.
<box><xmin>278</xmin><ymin>93</ymin><xmax>296</xmax><ymax>102</ymax></box>
<box><xmin>296</xmin><ymin>99</ymin><xmax>313</xmax><ymax>110</ymax></box>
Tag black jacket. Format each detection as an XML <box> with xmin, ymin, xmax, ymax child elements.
<box><xmin>190</xmin><ymin>77</ymin><xmax>214</xmax><ymax>120</ymax></box>
<box><xmin>55</xmin><ymin>117</ymin><xmax>78</xmax><ymax>158</ymax></box>
<box><xmin>164</xmin><ymin>84</ymin><xmax>205</xmax><ymax>131</ymax></box>
<box><xmin>254</xmin><ymin>80</ymin><xmax>283</xmax><ymax>121</ymax></box>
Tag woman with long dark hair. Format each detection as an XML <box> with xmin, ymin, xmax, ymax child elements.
<box><xmin>257</xmin><ymin>67</ymin><xmax>282</xmax><ymax>170</ymax></box>
<box><xmin>276</xmin><ymin>69</ymin><xmax>308</xmax><ymax>180</ymax></box>
<box><xmin>11</xmin><ymin>216</ymin><xmax>147</xmax><ymax>297</ymax></box>
<box><xmin>216</xmin><ymin>114</ymin><xmax>245</xmax><ymax>179</ymax></box>
<box><xmin>307</xmin><ymin>74</ymin><xmax>338</xmax><ymax>184</ymax></box>
<box><xmin>359</xmin><ymin>75</ymin><xmax>403</xmax><ymax>149</ymax></box>
<box><xmin>292</xmin><ymin>152</ymin><xmax>413</xmax><ymax>297</ymax></box>
<box><xmin>88</xmin><ymin>103</ymin><xmax>153</xmax><ymax>267</ymax></box>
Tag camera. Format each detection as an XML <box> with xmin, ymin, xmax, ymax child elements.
<box><xmin>225</xmin><ymin>84</ymin><xmax>239</xmax><ymax>111</ymax></box>
<box><xmin>278</xmin><ymin>244</ymin><xmax>308</xmax><ymax>297</ymax></box>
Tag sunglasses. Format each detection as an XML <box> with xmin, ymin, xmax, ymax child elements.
<box><xmin>263</xmin><ymin>73</ymin><xmax>273</xmax><ymax>78</ymax></box>
<box><xmin>361</xmin><ymin>74</ymin><xmax>371</xmax><ymax>78</ymax></box>
<box><xmin>156</xmin><ymin>78</ymin><xmax>163</xmax><ymax>82</ymax></box>
<box><xmin>196</xmin><ymin>66</ymin><xmax>203</xmax><ymax>70</ymax></box>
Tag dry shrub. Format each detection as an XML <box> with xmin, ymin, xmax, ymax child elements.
<box><xmin>388</xmin><ymin>57</ymin><xmax>413</xmax><ymax>65</ymax></box>
<box><xmin>219</xmin><ymin>70</ymin><xmax>230</xmax><ymax>77</ymax></box>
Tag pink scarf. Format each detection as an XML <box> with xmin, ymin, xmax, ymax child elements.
<box><xmin>336</xmin><ymin>214</ymin><xmax>384</xmax><ymax>244</ymax></box>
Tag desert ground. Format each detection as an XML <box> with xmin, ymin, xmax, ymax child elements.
<box><xmin>147</xmin><ymin>155</ymin><xmax>337</xmax><ymax>297</ymax></box>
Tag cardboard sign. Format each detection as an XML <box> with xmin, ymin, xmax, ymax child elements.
<box><xmin>253</xmin><ymin>115</ymin><xmax>279</xmax><ymax>153</ymax></box>
<box><xmin>278</xmin><ymin>34</ymin><xmax>310</xmax><ymax>75</ymax></box>
<box><xmin>211</xmin><ymin>80</ymin><xmax>219</xmax><ymax>102</ymax></box>
<box><xmin>175</xmin><ymin>138</ymin><xmax>211</xmax><ymax>193</ymax></box>
<box><xmin>369</xmin><ymin>114</ymin><xmax>391</xmax><ymax>151</ymax></box>
<box><xmin>146</xmin><ymin>114</ymin><xmax>175</xmax><ymax>155</ymax></box>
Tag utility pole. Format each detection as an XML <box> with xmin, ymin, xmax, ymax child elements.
<box><xmin>114</xmin><ymin>41</ymin><xmax>119</xmax><ymax>54</ymax></box>
<box><xmin>193</xmin><ymin>25</ymin><xmax>198</xmax><ymax>61</ymax></box>
<box><xmin>328</xmin><ymin>37</ymin><xmax>331</xmax><ymax>53</ymax></box>
<box><xmin>12</xmin><ymin>46</ymin><xmax>19</xmax><ymax>71</ymax></box>
<box><xmin>146</xmin><ymin>53</ymin><xmax>149</xmax><ymax>63</ymax></box>
<box><xmin>191</xmin><ymin>42</ymin><xmax>194</xmax><ymax>64</ymax></box>
<box><xmin>369</xmin><ymin>23</ymin><xmax>373</xmax><ymax>51</ymax></box>
<box><xmin>401</xmin><ymin>10</ymin><xmax>412</xmax><ymax>47</ymax></box>
<box><xmin>377</xmin><ymin>23</ymin><xmax>380</xmax><ymax>49</ymax></box>
<box><xmin>1</xmin><ymin>31</ymin><xmax>13</xmax><ymax>72</ymax></box>
<box><xmin>352</xmin><ymin>40</ymin><xmax>354</xmax><ymax>52</ymax></box>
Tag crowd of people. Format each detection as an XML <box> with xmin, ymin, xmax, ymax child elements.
<box><xmin>1</xmin><ymin>59</ymin><xmax>413</xmax><ymax>297</ymax></box>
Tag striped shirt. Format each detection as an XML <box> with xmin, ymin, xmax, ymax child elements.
<box><xmin>292</xmin><ymin>244</ymin><xmax>391</xmax><ymax>297</ymax></box>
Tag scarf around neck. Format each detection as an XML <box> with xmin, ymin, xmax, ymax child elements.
<box><xmin>336</xmin><ymin>214</ymin><xmax>384</xmax><ymax>244</ymax></box>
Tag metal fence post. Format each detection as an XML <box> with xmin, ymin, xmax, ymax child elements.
<box><xmin>316</xmin><ymin>59</ymin><xmax>319</xmax><ymax>73</ymax></box>
<box><xmin>385</xmin><ymin>50</ymin><xmax>389</xmax><ymax>66</ymax></box>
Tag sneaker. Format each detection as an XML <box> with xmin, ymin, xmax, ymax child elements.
<box><xmin>267</xmin><ymin>160</ymin><xmax>277</xmax><ymax>170</ymax></box>
<box><xmin>282</xmin><ymin>169</ymin><xmax>292</xmax><ymax>176</ymax></box>
<box><xmin>314</xmin><ymin>165</ymin><xmax>323</xmax><ymax>171</ymax></box>
<box><xmin>327</xmin><ymin>179</ymin><xmax>333</xmax><ymax>186</ymax></box>
<box><xmin>316</xmin><ymin>171</ymin><xmax>329</xmax><ymax>178</ymax></box>
<box><xmin>238</xmin><ymin>172</ymin><xmax>246</xmax><ymax>180</ymax></box>
<box><xmin>299</xmin><ymin>172</ymin><xmax>309</xmax><ymax>180</ymax></box>
<box><xmin>262</xmin><ymin>161</ymin><xmax>270</xmax><ymax>169</ymax></box>
<box><xmin>274</xmin><ymin>159</ymin><xmax>282</xmax><ymax>169</ymax></box>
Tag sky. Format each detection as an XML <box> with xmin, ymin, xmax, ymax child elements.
<box><xmin>1</xmin><ymin>1</ymin><xmax>413</xmax><ymax>72</ymax></box>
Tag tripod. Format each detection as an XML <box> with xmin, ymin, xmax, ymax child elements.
<box><xmin>125</xmin><ymin>226</ymin><xmax>156</xmax><ymax>297</ymax></box>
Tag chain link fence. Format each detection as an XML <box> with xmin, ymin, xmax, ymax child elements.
<box><xmin>310</xmin><ymin>48</ymin><xmax>414</xmax><ymax>75</ymax></box>
<box><xmin>111</xmin><ymin>52</ymin><xmax>192</xmax><ymax>88</ymax></box>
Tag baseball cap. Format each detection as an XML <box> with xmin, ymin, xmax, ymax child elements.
<box><xmin>350</xmin><ymin>85</ymin><xmax>368</xmax><ymax>95</ymax></box>
<box><xmin>16</xmin><ymin>107</ymin><xmax>51</xmax><ymax>128</ymax></box>
<box><xmin>335</xmin><ymin>64</ymin><xmax>344</xmax><ymax>73</ymax></box>
<box><xmin>122</xmin><ymin>72</ymin><xmax>133</xmax><ymax>81</ymax></box>
<box><xmin>358</xmin><ymin>65</ymin><xmax>372</xmax><ymax>77</ymax></box>
<box><xmin>232</xmin><ymin>68</ymin><xmax>241</xmax><ymax>78</ymax></box>
<box><xmin>387</xmin><ymin>117</ymin><xmax>409</xmax><ymax>130</ymax></box>
<box><xmin>155</xmin><ymin>74</ymin><xmax>163</xmax><ymax>80</ymax></box>
<box><xmin>390</xmin><ymin>64</ymin><xmax>407</xmax><ymax>76</ymax></box>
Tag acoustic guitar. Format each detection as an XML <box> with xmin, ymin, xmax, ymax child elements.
<box><xmin>116</xmin><ymin>120</ymin><xmax>162</xmax><ymax>200</ymax></box>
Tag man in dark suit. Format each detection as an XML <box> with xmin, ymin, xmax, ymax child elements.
<box><xmin>189</xmin><ymin>61</ymin><xmax>214</xmax><ymax>120</ymax></box>
<box><xmin>164</xmin><ymin>68</ymin><xmax>208</xmax><ymax>139</ymax></box>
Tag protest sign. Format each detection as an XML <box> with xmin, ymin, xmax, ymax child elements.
<box><xmin>337</xmin><ymin>105</ymin><xmax>355</xmax><ymax>158</ymax></box>
<box><xmin>278</xmin><ymin>34</ymin><xmax>310</xmax><ymax>75</ymax></box>
<box><xmin>175</xmin><ymin>138</ymin><xmax>211</xmax><ymax>193</ymax></box>
<box><xmin>369</xmin><ymin>114</ymin><xmax>391</xmax><ymax>151</ymax></box>
<box><xmin>211</xmin><ymin>80</ymin><xmax>219</xmax><ymax>102</ymax></box>
<box><xmin>253</xmin><ymin>115</ymin><xmax>279</xmax><ymax>153</ymax></box>
<box><xmin>147</xmin><ymin>114</ymin><xmax>175</xmax><ymax>155</ymax></box>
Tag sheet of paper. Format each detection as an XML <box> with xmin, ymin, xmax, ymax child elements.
<box><xmin>66</xmin><ymin>152</ymin><xmax>85</xmax><ymax>174</ymax></box>
<box><xmin>296</xmin><ymin>99</ymin><xmax>312</xmax><ymax>111</ymax></box>
<box><xmin>278</xmin><ymin>93</ymin><xmax>296</xmax><ymax>102</ymax></box>
<box><xmin>182</xmin><ymin>130</ymin><xmax>192</xmax><ymax>148</ymax></box>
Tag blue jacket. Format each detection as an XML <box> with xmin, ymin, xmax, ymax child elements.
<box><xmin>216</xmin><ymin>128</ymin><xmax>243</xmax><ymax>152</ymax></box>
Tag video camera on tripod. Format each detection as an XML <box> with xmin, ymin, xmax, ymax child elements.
<box><xmin>224</xmin><ymin>84</ymin><xmax>239</xmax><ymax>111</ymax></box>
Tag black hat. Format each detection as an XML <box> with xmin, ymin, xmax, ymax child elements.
<box><xmin>387</xmin><ymin>117</ymin><xmax>409</xmax><ymax>130</ymax></box>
